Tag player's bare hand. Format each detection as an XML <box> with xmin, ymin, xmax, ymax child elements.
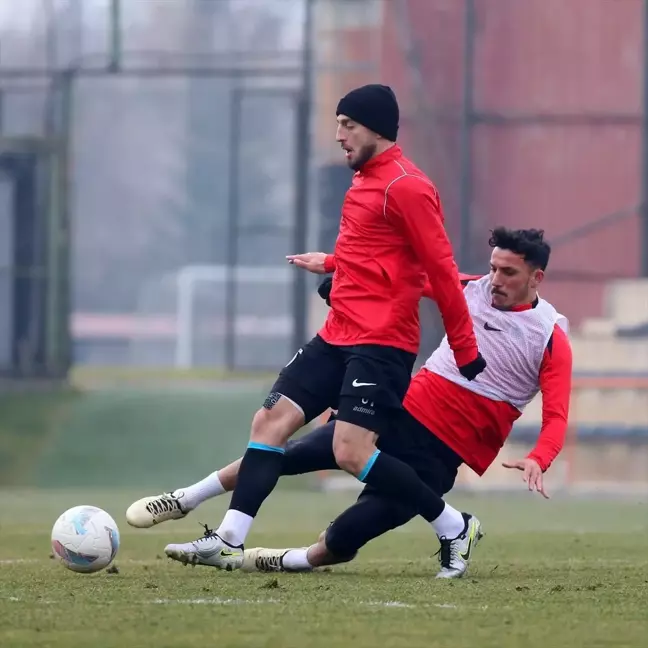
<box><xmin>502</xmin><ymin>458</ymin><xmax>549</xmax><ymax>499</ymax></box>
<box><xmin>286</xmin><ymin>252</ymin><xmax>328</xmax><ymax>274</ymax></box>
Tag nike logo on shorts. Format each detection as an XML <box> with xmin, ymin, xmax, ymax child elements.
<box><xmin>352</xmin><ymin>379</ymin><xmax>377</xmax><ymax>387</ymax></box>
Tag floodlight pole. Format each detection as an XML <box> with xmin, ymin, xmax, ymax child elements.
<box><xmin>109</xmin><ymin>0</ymin><xmax>122</xmax><ymax>73</ymax></box>
<box><xmin>292</xmin><ymin>0</ymin><xmax>315</xmax><ymax>353</ymax></box>
<box><xmin>458</xmin><ymin>0</ymin><xmax>476</xmax><ymax>272</ymax></box>
<box><xmin>641</xmin><ymin>0</ymin><xmax>648</xmax><ymax>275</ymax></box>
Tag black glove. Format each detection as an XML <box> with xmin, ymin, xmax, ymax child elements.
<box><xmin>317</xmin><ymin>276</ymin><xmax>333</xmax><ymax>306</ymax></box>
<box><xmin>458</xmin><ymin>353</ymin><xmax>487</xmax><ymax>381</ymax></box>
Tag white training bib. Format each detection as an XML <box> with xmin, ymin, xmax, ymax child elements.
<box><xmin>425</xmin><ymin>276</ymin><xmax>569</xmax><ymax>411</ymax></box>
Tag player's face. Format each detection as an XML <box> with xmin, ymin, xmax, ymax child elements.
<box><xmin>336</xmin><ymin>115</ymin><xmax>379</xmax><ymax>171</ymax></box>
<box><xmin>489</xmin><ymin>248</ymin><xmax>544</xmax><ymax>309</ymax></box>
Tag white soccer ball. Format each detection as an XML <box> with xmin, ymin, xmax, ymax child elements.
<box><xmin>51</xmin><ymin>505</ymin><xmax>120</xmax><ymax>573</ymax></box>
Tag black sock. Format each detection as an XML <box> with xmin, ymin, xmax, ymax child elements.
<box><xmin>229</xmin><ymin>443</ymin><xmax>285</xmax><ymax>517</ymax></box>
<box><xmin>360</xmin><ymin>450</ymin><xmax>445</xmax><ymax>523</ymax></box>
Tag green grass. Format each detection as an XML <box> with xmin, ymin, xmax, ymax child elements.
<box><xmin>1</xmin><ymin>490</ymin><xmax>647</xmax><ymax>648</ymax></box>
<box><xmin>0</xmin><ymin>386</ymin><xmax>267</xmax><ymax>488</ymax></box>
<box><xmin>69</xmin><ymin>365</ymin><xmax>277</xmax><ymax>383</ymax></box>
<box><xmin>0</xmin><ymin>390</ymin><xmax>82</xmax><ymax>485</ymax></box>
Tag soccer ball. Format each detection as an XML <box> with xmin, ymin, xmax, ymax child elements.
<box><xmin>51</xmin><ymin>505</ymin><xmax>120</xmax><ymax>573</ymax></box>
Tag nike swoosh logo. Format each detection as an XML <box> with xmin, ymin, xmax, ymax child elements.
<box><xmin>459</xmin><ymin>526</ymin><xmax>476</xmax><ymax>561</ymax></box>
<box><xmin>219</xmin><ymin>549</ymin><xmax>237</xmax><ymax>557</ymax></box>
<box><xmin>352</xmin><ymin>379</ymin><xmax>377</xmax><ymax>387</ymax></box>
<box><xmin>484</xmin><ymin>322</ymin><xmax>503</xmax><ymax>332</ymax></box>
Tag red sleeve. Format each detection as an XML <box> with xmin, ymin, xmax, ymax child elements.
<box><xmin>324</xmin><ymin>254</ymin><xmax>336</xmax><ymax>273</ymax></box>
<box><xmin>527</xmin><ymin>324</ymin><xmax>572</xmax><ymax>472</ymax></box>
<box><xmin>422</xmin><ymin>274</ymin><xmax>483</xmax><ymax>301</ymax></box>
<box><xmin>385</xmin><ymin>177</ymin><xmax>479</xmax><ymax>366</ymax></box>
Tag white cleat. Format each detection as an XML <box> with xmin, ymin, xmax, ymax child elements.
<box><xmin>164</xmin><ymin>525</ymin><xmax>243</xmax><ymax>570</ymax></box>
<box><xmin>435</xmin><ymin>513</ymin><xmax>484</xmax><ymax>580</ymax></box>
<box><xmin>126</xmin><ymin>491</ymin><xmax>188</xmax><ymax>528</ymax></box>
<box><xmin>242</xmin><ymin>547</ymin><xmax>307</xmax><ymax>573</ymax></box>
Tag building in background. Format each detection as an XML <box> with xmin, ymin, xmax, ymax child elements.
<box><xmin>315</xmin><ymin>0</ymin><xmax>643</xmax><ymax>328</ymax></box>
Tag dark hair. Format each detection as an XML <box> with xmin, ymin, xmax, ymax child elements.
<box><xmin>488</xmin><ymin>227</ymin><xmax>551</xmax><ymax>270</ymax></box>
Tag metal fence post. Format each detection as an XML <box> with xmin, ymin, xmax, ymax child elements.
<box><xmin>458</xmin><ymin>0</ymin><xmax>476</xmax><ymax>272</ymax></box>
<box><xmin>225</xmin><ymin>84</ymin><xmax>242</xmax><ymax>372</ymax></box>
<box><xmin>642</xmin><ymin>0</ymin><xmax>648</xmax><ymax>276</ymax></box>
<box><xmin>292</xmin><ymin>0</ymin><xmax>315</xmax><ymax>353</ymax></box>
<box><xmin>109</xmin><ymin>0</ymin><xmax>122</xmax><ymax>73</ymax></box>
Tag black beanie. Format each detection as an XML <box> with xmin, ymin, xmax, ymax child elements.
<box><xmin>336</xmin><ymin>84</ymin><xmax>399</xmax><ymax>142</ymax></box>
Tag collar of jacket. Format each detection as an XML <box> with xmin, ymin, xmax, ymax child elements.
<box><xmin>357</xmin><ymin>144</ymin><xmax>402</xmax><ymax>175</ymax></box>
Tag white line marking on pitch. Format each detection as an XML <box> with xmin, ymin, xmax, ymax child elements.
<box><xmin>363</xmin><ymin>601</ymin><xmax>458</xmax><ymax>610</ymax></box>
<box><xmin>1</xmin><ymin>595</ymin><xmax>488</xmax><ymax>612</ymax></box>
<box><xmin>148</xmin><ymin>598</ymin><xmax>279</xmax><ymax>606</ymax></box>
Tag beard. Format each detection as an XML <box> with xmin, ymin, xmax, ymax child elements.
<box><xmin>348</xmin><ymin>142</ymin><xmax>377</xmax><ymax>171</ymax></box>
<box><xmin>491</xmin><ymin>278</ymin><xmax>532</xmax><ymax>309</ymax></box>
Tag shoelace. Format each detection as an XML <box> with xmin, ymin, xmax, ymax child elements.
<box><xmin>193</xmin><ymin>523</ymin><xmax>218</xmax><ymax>544</ymax></box>
<box><xmin>436</xmin><ymin>537</ymin><xmax>460</xmax><ymax>568</ymax></box>
<box><xmin>256</xmin><ymin>554</ymin><xmax>282</xmax><ymax>571</ymax></box>
<box><xmin>145</xmin><ymin>494</ymin><xmax>180</xmax><ymax>516</ymax></box>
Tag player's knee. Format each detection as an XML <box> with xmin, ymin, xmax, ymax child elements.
<box><xmin>332</xmin><ymin>431</ymin><xmax>376</xmax><ymax>476</ymax></box>
<box><xmin>250</xmin><ymin>396</ymin><xmax>304</xmax><ymax>446</ymax></box>
<box><xmin>333</xmin><ymin>444</ymin><xmax>365</xmax><ymax>475</ymax></box>
<box><xmin>323</xmin><ymin>523</ymin><xmax>359</xmax><ymax>563</ymax></box>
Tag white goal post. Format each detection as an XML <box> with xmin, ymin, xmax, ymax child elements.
<box><xmin>174</xmin><ymin>264</ymin><xmax>294</xmax><ymax>369</ymax></box>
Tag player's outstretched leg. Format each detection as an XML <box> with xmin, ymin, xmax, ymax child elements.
<box><xmin>242</xmin><ymin>527</ymin><xmax>349</xmax><ymax>573</ymax></box>
<box><xmin>242</xmin><ymin>512</ymin><xmax>485</xmax><ymax>579</ymax></box>
<box><xmin>125</xmin><ymin>421</ymin><xmax>338</xmax><ymax>529</ymax></box>
<box><xmin>163</xmin><ymin>395</ymin><xmax>304</xmax><ymax>569</ymax></box>
<box><xmin>241</xmin><ymin>506</ymin><xmax>484</xmax><ymax>579</ymax></box>
<box><xmin>242</xmin><ymin>486</ymin><xmax>416</xmax><ymax>573</ymax></box>
<box><xmin>125</xmin><ymin>467</ymin><xmax>236</xmax><ymax>529</ymax></box>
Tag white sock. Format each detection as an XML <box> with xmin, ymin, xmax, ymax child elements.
<box><xmin>216</xmin><ymin>509</ymin><xmax>253</xmax><ymax>547</ymax></box>
<box><xmin>173</xmin><ymin>470</ymin><xmax>226</xmax><ymax>511</ymax></box>
<box><xmin>431</xmin><ymin>503</ymin><xmax>466</xmax><ymax>539</ymax></box>
<box><xmin>281</xmin><ymin>548</ymin><xmax>313</xmax><ymax>572</ymax></box>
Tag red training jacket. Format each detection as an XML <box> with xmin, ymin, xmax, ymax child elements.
<box><xmin>319</xmin><ymin>145</ymin><xmax>478</xmax><ymax>365</ymax></box>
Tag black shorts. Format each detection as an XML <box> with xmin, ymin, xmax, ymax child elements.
<box><xmin>268</xmin><ymin>334</ymin><xmax>416</xmax><ymax>435</ymax></box>
<box><xmin>280</xmin><ymin>411</ymin><xmax>464</xmax><ymax>558</ymax></box>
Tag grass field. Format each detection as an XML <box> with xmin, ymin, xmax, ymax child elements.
<box><xmin>1</xmin><ymin>489</ymin><xmax>647</xmax><ymax>648</ymax></box>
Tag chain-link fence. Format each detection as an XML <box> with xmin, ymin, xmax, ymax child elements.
<box><xmin>1</xmin><ymin>0</ymin><xmax>646</xmax><ymax>376</ymax></box>
<box><xmin>0</xmin><ymin>0</ymin><xmax>312</xmax><ymax>373</ymax></box>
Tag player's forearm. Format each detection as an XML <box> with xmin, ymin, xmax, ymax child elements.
<box><xmin>418</xmin><ymin>244</ymin><xmax>478</xmax><ymax>365</ymax></box>
<box><xmin>533</xmin><ymin>327</ymin><xmax>572</xmax><ymax>472</ymax></box>
<box><xmin>527</xmin><ymin>421</ymin><xmax>567</xmax><ymax>472</ymax></box>
<box><xmin>385</xmin><ymin>180</ymin><xmax>478</xmax><ymax>364</ymax></box>
<box><xmin>399</xmin><ymin>200</ymin><xmax>478</xmax><ymax>364</ymax></box>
